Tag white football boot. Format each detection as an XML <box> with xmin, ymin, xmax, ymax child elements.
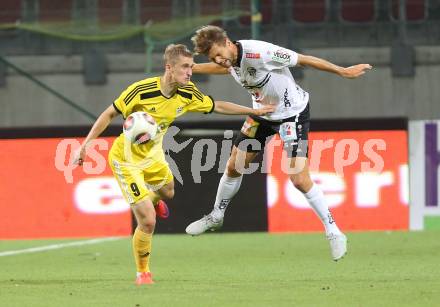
<box><xmin>327</xmin><ymin>233</ymin><xmax>347</xmax><ymax>261</ymax></box>
<box><xmin>186</xmin><ymin>214</ymin><xmax>223</xmax><ymax>236</ymax></box>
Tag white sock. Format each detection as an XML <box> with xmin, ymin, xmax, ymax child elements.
<box><xmin>304</xmin><ymin>183</ymin><xmax>342</xmax><ymax>236</ymax></box>
<box><xmin>211</xmin><ymin>173</ymin><xmax>243</xmax><ymax>221</ymax></box>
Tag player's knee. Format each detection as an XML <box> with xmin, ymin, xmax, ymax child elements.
<box><xmin>157</xmin><ymin>185</ymin><xmax>175</xmax><ymax>200</ymax></box>
<box><xmin>226</xmin><ymin>159</ymin><xmax>242</xmax><ymax>177</ymax></box>
<box><xmin>138</xmin><ymin>216</ymin><xmax>156</xmax><ymax>232</ymax></box>
<box><xmin>163</xmin><ymin>188</ymin><xmax>174</xmax><ymax>200</ymax></box>
<box><xmin>133</xmin><ymin>202</ymin><xmax>156</xmax><ymax>232</ymax></box>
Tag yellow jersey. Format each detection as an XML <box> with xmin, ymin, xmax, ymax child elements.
<box><xmin>109</xmin><ymin>76</ymin><xmax>214</xmax><ymax>167</ymax></box>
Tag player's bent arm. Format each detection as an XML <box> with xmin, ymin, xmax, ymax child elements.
<box><xmin>213</xmin><ymin>101</ymin><xmax>275</xmax><ymax>116</ymax></box>
<box><xmin>74</xmin><ymin>104</ymin><xmax>119</xmax><ymax>165</ymax></box>
<box><xmin>82</xmin><ymin>105</ymin><xmax>119</xmax><ymax>146</ymax></box>
<box><xmin>192</xmin><ymin>63</ymin><xmax>229</xmax><ymax>75</ymax></box>
<box><xmin>297</xmin><ymin>54</ymin><xmax>372</xmax><ymax>79</ymax></box>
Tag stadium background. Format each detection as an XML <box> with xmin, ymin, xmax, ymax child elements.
<box><xmin>0</xmin><ymin>1</ymin><xmax>439</xmax><ymax>306</ymax></box>
<box><xmin>1</xmin><ymin>0</ymin><xmax>439</xmax><ymax>127</ymax></box>
<box><xmin>1</xmin><ymin>0</ymin><xmax>437</xmax><ymax>236</ymax></box>
<box><xmin>0</xmin><ymin>0</ymin><xmax>440</xmax><ymax>238</ymax></box>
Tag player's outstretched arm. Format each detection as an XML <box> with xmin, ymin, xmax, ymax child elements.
<box><xmin>297</xmin><ymin>54</ymin><xmax>372</xmax><ymax>79</ymax></box>
<box><xmin>192</xmin><ymin>63</ymin><xmax>229</xmax><ymax>74</ymax></box>
<box><xmin>213</xmin><ymin>101</ymin><xmax>275</xmax><ymax>116</ymax></box>
<box><xmin>73</xmin><ymin>104</ymin><xmax>119</xmax><ymax>165</ymax></box>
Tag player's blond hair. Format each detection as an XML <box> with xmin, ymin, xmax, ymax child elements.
<box><xmin>163</xmin><ymin>44</ymin><xmax>193</xmax><ymax>65</ymax></box>
<box><xmin>191</xmin><ymin>25</ymin><xmax>228</xmax><ymax>55</ymax></box>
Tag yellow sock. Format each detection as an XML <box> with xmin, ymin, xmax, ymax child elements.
<box><xmin>132</xmin><ymin>228</ymin><xmax>153</xmax><ymax>273</ymax></box>
<box><xmin>148</xmin><ymin>191</ymin><xmax>160</xmax><ymax>206</ymax></box>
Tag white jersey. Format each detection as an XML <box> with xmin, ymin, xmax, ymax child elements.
<box><xmin>229</xmin><ymin>40</ymin><xmax>309</xmax><ymax>121</ymax></box>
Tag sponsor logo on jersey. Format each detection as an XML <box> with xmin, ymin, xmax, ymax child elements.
<box><xmin>283</xmin><ymin>88</ymin><xmax>291</xmax><ymax>107</ymax></box>
<box><xmin>272</xmin><ymin>49</ymin><xmax>291</xmax><ymax>64</ymax></box>
<box><xmin>245</xmin><ymin>52</ymin><xmax>261</xmax><ymax>59</ymax></box>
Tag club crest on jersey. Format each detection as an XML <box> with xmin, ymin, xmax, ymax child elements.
<box><xmin>176</xmin><ymin>106</ymin><xmax>183</xmax><ymax>114</ymax></box>
<box><xmin>272</xmin><ymin>49</ymin><xmax>291</xmax><ymax>64</ymax></box>
<box><xmin>245</xmin><ymin>52</ymin><xmax>260</xmax><ymax>59</ymax></box>
<box><xmin>247</xmin><ymin>67</ymin><xmax>257</xmax><ymax>77</ymax></box>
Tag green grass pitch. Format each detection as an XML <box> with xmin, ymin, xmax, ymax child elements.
<box><xmin>1</xmin><ymin>231</ymin><xmax>439</xmax><ymax>307</ymax></box>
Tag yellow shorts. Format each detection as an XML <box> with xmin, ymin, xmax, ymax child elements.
<box><xmin>109</xmin><ymin>157</ymin><xmax>173</xmax><ymax>205</ymax></box>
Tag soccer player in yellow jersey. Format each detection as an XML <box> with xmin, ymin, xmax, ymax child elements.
<box><xmin>74</xmin><ymin>44</ymin><xmax>274</xmax><ymax>285</ymax></box>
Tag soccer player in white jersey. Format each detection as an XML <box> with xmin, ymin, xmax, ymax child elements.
<box><xmin>186</xmin><ymin>25</ymin><xmax>372</xmax><ymax>261</ymax></box>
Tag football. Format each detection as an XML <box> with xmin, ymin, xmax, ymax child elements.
<box><xmin>123</xmin><ymin>111</ymin><xmax>158</xmax><ymax>144</ymax></box>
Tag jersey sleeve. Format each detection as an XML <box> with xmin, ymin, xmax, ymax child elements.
<box><xmin>113</xmin><ymin>84</ymin><xmax>137</xmax><ymax>118</ymax></box>
<box><xmin>185</xmin><ymin>85</ymin><xmax>215</xmax><ymax>114</ymax></box>
<box><xmin>261</xmin><ymin>42</ymin><xmax>298</xmax><ymax>70</ymax></box>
